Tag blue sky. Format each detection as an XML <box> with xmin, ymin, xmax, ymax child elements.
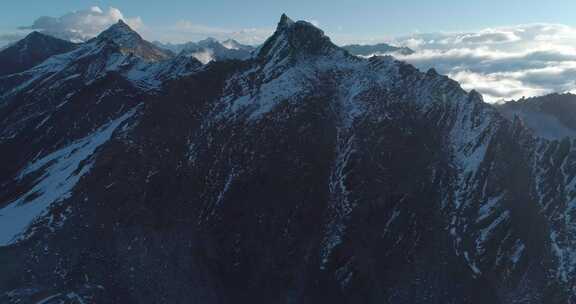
<box><xmin>3</xmin><ymin>0</ymin><xmax>576</xmax><ymax>38</ymax></box>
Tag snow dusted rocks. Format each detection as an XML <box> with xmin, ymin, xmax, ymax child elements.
<box><xmin>0</xmin><ymin>109</ymin><xmax>137</xmax><ymax>245</ymax></box>
<box><xmin>0</xmin><ymin>15</ymin><xmax>576</xmax><ymax>303</ymax></box>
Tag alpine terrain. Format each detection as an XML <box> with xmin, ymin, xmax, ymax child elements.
<box><xmin>0</xmin><ymin>14</ymin><xmax>575</xmax><ymax>303</ymax></box>
<box><xmin>154</xmin><ymin>38</ymin><xmax>255</xmax><ymax>64</ymax></box>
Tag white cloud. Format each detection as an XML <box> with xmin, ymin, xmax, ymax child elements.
<box><xmin>389</xmin><ymin>24</ymin><xmax>576</xmax><ymax>102</ymax></box>
<box><xmin>434</xmin><ymin>29</ymin><xmax>521</xmax><ymax>45</ymax></box>
<box><xmin>449</xmin><ymin>70</ymin><xmax>548</xmax><ymax>102</ymax></box>
<box><xmin>20</xmin><ymin>6</ymin><xmax>144</xmax><ymax>42</ymax></box>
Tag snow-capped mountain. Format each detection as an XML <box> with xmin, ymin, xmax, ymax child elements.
<box><xmin>0</xmin><ymin>20</ymin><xmax>199</xmax><ymax>101</ymax></box>
<box><xmin>155</xmin><ymin>38</ymin><xmax>255</xmax><ymax>64</ymax></box>
<box><xmin>0</xmin><ymin>14</ymin><xmax>575</xmax><ymax>304</ymax></box>
<box><xmin>342</xmin><ymin>42</ymin><xmax>414</xmax><ymax>56</ymax></box>
<box><xmin>92</xmin><ymin>20</ymin><xmax>173</xmax><ymax>62</ymax></box>
<box><xmin>0</xmin><ymin>31</ymin><xmax>77</xmax><ymax>77</ymax></box>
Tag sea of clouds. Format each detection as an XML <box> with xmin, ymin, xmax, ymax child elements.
<box><xmin>390</xmin><ymin>24</ymin><xmax>576</xmax><ymax>102</ymax></box>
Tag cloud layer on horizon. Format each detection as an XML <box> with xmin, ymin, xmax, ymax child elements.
<box><xmin>391</xmin><ymin>24</ymin><xmax>576</xmax><ymax>102</ymax></box>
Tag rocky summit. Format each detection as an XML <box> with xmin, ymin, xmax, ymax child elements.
<box><xmin>0</xmin><ymin>16</ymin><xmax>575</xmax><ymax>304</ymax></box>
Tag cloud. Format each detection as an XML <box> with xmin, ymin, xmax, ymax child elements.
<box><xmin>389</xmin><ymin>24</ymin><xmax>576</xmax><ymax>102</ymax></box>
<box><xmin>189</xmin><ymin>49</ymin><xmax>215</xmax><ymax>64</ymax></box>
<box><xmin>436</xmin><ymin>29</ymin><xmax>521</xmax><ymax>45</ymax></box>
<box><xmin>19</xmin><ymin>6</ymin><xmax>144</xmax><ymax>42</ymax></box>
<box><xmin>449</xmin><ymin>70</ymin><xmax>548</xmax><ymax>101</ymax></box>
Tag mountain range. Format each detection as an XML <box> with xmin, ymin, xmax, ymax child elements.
<box><xmin>154</xmin><ymin>38</ymin><xmax>255</xmax><ymax>64</ymax></box>
<box><xmin>152</xmin><ymin>37</ymin><xmax>414</xmax><ymax>64</ymax></box>
<box><xmin>0</xmin><ymin>14</ymin><xmax>576</xmax><ymax>304</ymax></box>
<box><xmin>341</xmin><ymin>43</ymin><xmax>414</xmax><ymax>56</ymax></box>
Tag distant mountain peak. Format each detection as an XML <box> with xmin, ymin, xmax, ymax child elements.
<box><xmin>96</xmin><ymin>19</ymin><xmax>142</xmax><ymax>47</ymax></box>
<box><xmin>174</xmin><ymin>38</ymin><xmax>255</xmax><ymax>64</ymax></box>
<box><xmin>198</xmin><ymin>37</ymin><xmax>218</xmax><ymax>44</ymax></box>
<box><xmin>93</xmin><ymin>20</ymin><xmax>172</xmax><ymax>62</ymax></box>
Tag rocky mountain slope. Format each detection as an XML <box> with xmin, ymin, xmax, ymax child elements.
<box><xmin>0</xmin><ymin>15</ymin><xmax>575</xmax><ymax>304</ymax></box>
<box><xmin>0</xmin><ymin>32</ymin><xmax>77</xmax><ymax>77</ymax></box>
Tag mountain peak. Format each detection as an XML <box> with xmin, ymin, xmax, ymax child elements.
<box><xmin>197</xmin><ymin>37</ymin><xmax>220</xmax><ymax>47</ymax></box>
<box><xmin>278</xmin><ymin>13</ymin><xmax>295</xmax><ymax>29</ymax></box>
<box><xmin>25</xmin><ymin>31</ymin><xmax>45</xmax><ymax>39</ymax></box>
<box><xmin>92</xmin><ymin>20</ymin><xmax>172</xmax><ymax>61</ymax></box>
<box><xmin>96</xmin><ymin>19</ymin><xmax>142</xmax><ymax>47</ymax></box>
<box><xmin>257</xmin><ymin>14</ymin><xmax>342</xmax><ymax>63</ymax></box>
<box><xmin>0</xmin><ymin>31</ymin><xmax>76</xmax><ymax>76</ymax></box>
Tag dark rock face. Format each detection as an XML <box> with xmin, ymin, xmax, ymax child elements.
<box><xmin>0</xmin><ymin>15</ymin><xmax>575</xmax><ymax>304</ymax></box>
<box><xmin>0</xmin><ymin>32</ymin><xmax>77</xmax><ymax>77</ymax></box>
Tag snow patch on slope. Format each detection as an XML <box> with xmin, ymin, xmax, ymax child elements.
<box><xmin>0</xmin><ymin>108</ymin><xmax>137</xmax><ymax>246</ymax></box>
